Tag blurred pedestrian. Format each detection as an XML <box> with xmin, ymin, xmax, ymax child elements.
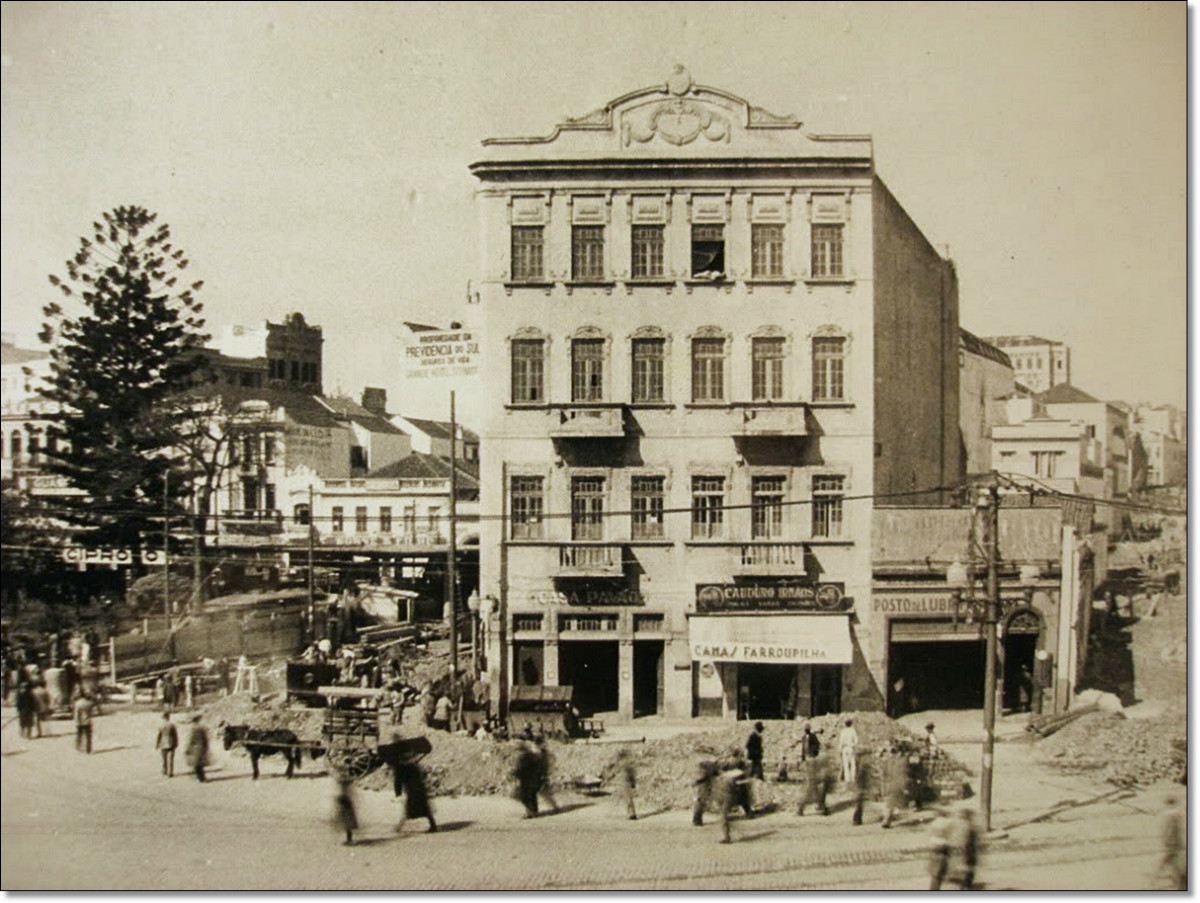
<box><xmin>33</xmin><ymin>680</ymin><xmax>52</xmax><ymax>737</ymax></box>
<box><xmin>512</xmin><ymin>741</ymin><xmax>542</xmax><ymax>818</ymax></box>
<box><xmin>392</xmin><ymin>753</ymin><xmax>437</xmax><ymax>833</ymax></box>
<box><xmin>535</xmin><ymin>736</ymin><xmax>560</xmax><ymax>814</ymax></box>
<box><xmin>332</xmin><ymin>773</ymin><xmax>359</xmax><ymax>846</ymax></box>
<box><xmin>16</xmin><ymin>682</ymin><xmax>37</xmax><ymax>739</ymax></box>
<box><xmin>692</xmin><ymin>757</ymin><xmax>718</xmax><ymax>826</ymax></box>
<box><xmin>185</xmin><ymin>716</ymin><xmax>210</xmax><ymax>782</ymax></box>
<box><xmin>880</xmin><ymin>747</ymin><xmax>909</xmax><ymax>829</ymax></box>
<box><xmin>1159</xmin><ymin>789</ymin><xmax>1186</xmax><ymax>890</ymax></box>
<box><xmin>615</xmin><ymin>748</ymin><xmax>637</xmax><ymax>820</ymax></box>
<box><xmin>851</xmin><ymin>752</ymin><xmax>871</xmax><ymax>826</ymax></box>
<box><xmin>798</xmin><ymin>748</ymin><xmax>832</xmax><ymax>817</ymax></box>
<box><xmin>946</xmin><ymin>804</ymin><xmax>980</xmax><ymax>889</ymax></box>
<box><xmin>923</xmin><ymin>722</ymin><xmax>939</xmax><ymax>757</ymax></box>
<box><xmin>713</xmin><ymin>762</ymin><xmax>746</xmax><ymax>844</ymax></box>
<box><xmin>928</xmin><ymin>807</ymin><xmax>954</xmax><ymax>889</ymax></box>
<box><xmin>746</xmin><ymin>721</ymin><xmax>765</xmax><ymax>781</ymax></box>
<box><xmin>72</xmin><ymin>692</ymin><xmax>94</xmax><ymax>754</ymax></box>
<box><xmin>184</xmin><ymin>673</ymin><xmax>195</xmax><ymax>710</ymax></box>
<box><xmin>838</xmin><ymin>718</ymin><xmax>859</xmax><ymax>783</ymax></box>
<box><xmin>156</xmin><ymin>711</ymin><xmax>178</xmax><ymax>777</ymax></box>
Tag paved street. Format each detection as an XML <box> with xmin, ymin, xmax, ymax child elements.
<box><xmin>1</xmin><ymin>705</ymin><xmax>1171</xmax><ymax>890</ymax></box>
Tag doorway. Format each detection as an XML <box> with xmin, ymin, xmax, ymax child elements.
<box><xmin>633</xmin><ymin>641</ymin><xmax>663</xmax><ymax>718</ymax></box>
<box><xmin>737</xmin><ymin>663</ymin><xmax>796</xmax><ymax>720</ymax></box>
<box><xmin>513</xmin><ymin>641</ymin><xmax>543</xmax><ymax>687</ymax></box>
<box><xmin>558</xmin><ymin>641</ymin><xmax>619</xmax><ymax>716</ymax></box>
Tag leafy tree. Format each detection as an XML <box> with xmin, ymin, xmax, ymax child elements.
<box><xmin>38</xmin><ymin>206</ymin><xmax>208</xmax><ymax>553</ymax></box>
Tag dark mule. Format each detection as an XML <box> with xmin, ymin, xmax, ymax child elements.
<box><xmin>222</xmin><ymin>724</ymin><xmax>306</xmax><ymax>779</ymax></box>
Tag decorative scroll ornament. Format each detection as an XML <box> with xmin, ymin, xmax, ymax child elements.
<box><xmin>624</xmin><ymin>100</ymin><xmax>731</xmax><ymax>147</ymax></box>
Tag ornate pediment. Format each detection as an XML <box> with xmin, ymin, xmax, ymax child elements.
<box><xmin>481</xmin><ymin>65</ymin><xmax>802</xmax><ymax>149</ymax></box>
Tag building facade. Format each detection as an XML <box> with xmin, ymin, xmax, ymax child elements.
<box><xmin>958</xmin><ymin>329</ymin><xmax>1014</xmax><ymax>476</ymax></box>
<box><xmin>473</xmin><ymin>68</ymin><xmax>961</xmax><ymax>721</ymax></box>
<box><xmin>984</xmin><ymin>335</ymin><xmax>1071</xmax><ymax>394</ymax></box>
<box><xmin>1132</xmin><ymin>403</ymin><xmax>1186</xmax><ymax>487</ymax></box>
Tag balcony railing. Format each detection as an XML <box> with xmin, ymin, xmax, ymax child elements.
<box><xmin>733</xmin><ymin>542</ymin><xmax>806</xmax><ymax>576</ymax></box>
<box><xmin>548</xmin><ymin>406</ymin><xmax>625</xmax><ymax>438</ymax></box>
<box><xmin>220</xmin><ymin>509</ymin><xmax>284</xmax><ymax>536</ymax></box>
<box><xmin>556</xmin><ymin>543</ymin><xmax>624</xmax><ymax>577</ymax></box>
<box><xmin>735</xmin><ymin>405</ymin><xmax>807</xmax><ymax>436</ymax></box>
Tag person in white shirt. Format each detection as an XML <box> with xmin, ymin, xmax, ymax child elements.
<box><xmin>838</xmin><ymin>717</ymin><xmax>859</xmax><ymax>783</ymax></box>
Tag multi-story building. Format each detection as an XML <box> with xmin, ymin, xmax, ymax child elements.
<box><xmin>1132</xmin><ymin>403</ymin><xmax>1186</xmax><ymax>487</ymax></box>
<box><xmin>1038</xmin><ymin>384</ymin><xmax>1131</xmax><ymax>498</ymax></box>
<box><xmin>958</xmin><ymin>330</ymin><xmax>1014</xmax><ymax>476</ymax></box>
<box><xmin>1</xmin><ymin>338</ymin><xmax>75</xmax><ymax>500</ymax></box>
<box><xmin>984</xmin><ymin>335</ymin><xmax>1071</xmax><ymax>394</ymax></box>
<box><xmin>473</xmin><ymin>68</ymin><xmax>961</xmax><ymax>721</ymax></box>
<box><xmin>211</xmin><ymin>313</ymin><xmax>324</xmax><ymax>394</ymax></box>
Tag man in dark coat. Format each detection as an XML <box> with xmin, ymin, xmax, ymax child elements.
<box><xmin>512</xmin><ymin>741</ymin><xmax>542</xmax><ymax>818</ymax></box>
<box><xmin>746</xmin><ymin>721</ymin><xmax>765</xmax><ymax>781</ymax></box>
<box><xmin>185</xmin><ymin>716</ymin><xmax>210</xmax><ymax>782</ymax></box>
<box><xmin>393</xmin><ymin>755</ymin><xmax>437</xmax><ymax>833</ymax></box>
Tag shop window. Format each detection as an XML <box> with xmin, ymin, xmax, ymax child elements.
<box><xmin>751</xmin><ymin>337</ymin><xmax>786</xmax><ymax>401</ymax></box>
<box><xmin>571</xmin><ymin>476</ymin><xmax>605</xmax><ymax>541</ymax></box>
<box><xmin>511</xmin><ymin>476</ymin><xmax>544</xmax><ymax>539</ymax></box>
<box><xmin>631</xmin><ymin>475</ymin><xmax>665</xmax><ymax>539</ymax></box>
<box><xmin>811</xmin><ymin>475</ymin><xmax>844</xmax><ymax>538</ymax></box>
<box><xmin>571</xmin><ymin>225</ymin><xmax>605</xmax><ymax>281</ymax></box>
<box><xmin>691</xmin><ymin>476</ymin><xmax>725</xmax><ymax>539</ymax></box>
<box><xmin>632</xmin><ymin>337</ymin><xmax>665</xmax><ymax>403</ymax></box>
<box><xmin>511</xmin><ymin>339</ymin><xmax>545</xmax><ymax>403</ymax></box>
<box><xmin>631</xmin><ymin>225</ymin><xmax>665</xmax><ymax>279</ymax></box>
<box><xmin>293</xmin><ymin>504</ymin><xmax>311</xmax><ymax>526</ymax></box>
<box><xmin>511</xmin><ymin>226</ymin><xmax>545</xmax><ymax>281</ymax></box>
<box><xmin>691</xmin><ymin>224</ymin><xmax>725</xmax><ymax>279</ymax></box>
<box><xmin>751</xmin><ymin>223</ymin><xmax>785</xmax><ymax>278</ymax></box>
<box><xmin>691</xmin><ymin>337</ymin><xmax>725</xmax><ymax>402</ymax></box>
<box><xmin>571</xmin><ymin>338</ymin><xmax>604</xmax><ymax>402</ymax></box>
<box><xmin>751</xmin><ymin>476</ymin><xmax>785</xmax><ymax>539</ymax></box>
<box><xmin>812</xmin><ymin>336</ymin><xmax>846</xmax><ymax>401</ymax></box>
<box><xmin>811</xmin><ymin>223</ymin><xmax>844</xmax><ymax>278</ymax></box>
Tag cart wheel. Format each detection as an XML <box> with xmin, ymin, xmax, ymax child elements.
<box><xmin>330</xmin><ymin>746</ymin><xmax>375</xmax><ymax>779</ymax></box>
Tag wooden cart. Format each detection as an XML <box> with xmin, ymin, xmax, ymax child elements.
<box><xmin>318</xmin><ymin>685</ymin><xmax>386</xmax><ymax>778</ymax></box>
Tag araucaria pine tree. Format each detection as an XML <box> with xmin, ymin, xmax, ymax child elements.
<box><xmin>39</xmin><ymin>206</ymin><xmax>209</xmax><ymax>553</ymax></box>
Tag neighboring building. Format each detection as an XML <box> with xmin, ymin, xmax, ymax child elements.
<box><xmin>210</xmin><ymin>312</ymin><xmax>324</xmax><ymax>394</ymax></box>
<box><xmin>1132</xmin><ymin>403</ymin><xmax>1186</xmax><ymax>487</ymax></box>
<box><xmin>392</xmin><ymin>415</ymin><xmax>481</xmax><ymax>464</ymax></box>
<box><xmin>984</xmin><ymin>335</ymin><xmax>1070</xmax><ymax>394</ymax></box>
<box><xmin>1038</xmin><ymin>384</ymin><xmax>1131</xmax><ymax>498</ymax></box>
<box><xmin>473</xmin><ymin>68</ymin><xmax>962</xmax><ymax>721</ymax></box>
<box><xmin>991</xmin><ymin>397</ymin><xmax>1108</xmax><ymax>501</ymax></box>
<box><xmin>872</xmin><ymin>504</ymin><xmax>1093</xmax><ymax>717</ymax></box>
<box><xmin>958</xmin><ymin>329</ymin><xmax>1014</xmax><ymax>475</ymax></box>
<box><xmin>0</xmin><ymin>338</ymin><xmax>75</xmax><ymax>499</ymax></box>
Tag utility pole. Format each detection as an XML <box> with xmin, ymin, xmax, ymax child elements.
<box><xmin>307</xmin><ymin>483</ymin><xmax>316</xmax><ymax>643</ymax></box>
<box><xmin>447</xmin><ymin>390</ymin><xmax>459</xmax><ymax>676</ymax></box>
<box><xmin>191</xmin><ymin>487</ymin><xmax>202</xmax><ymax>613</ymax></box>
<box><xmin>980</xmin><ymin>473</ymin><xmax>1001</xmax><ymax>832</ymax></box>
<box><xmin>163</xmin><ymin>474</ymin><xmax>171</xmax><ymax>634</ymax></box>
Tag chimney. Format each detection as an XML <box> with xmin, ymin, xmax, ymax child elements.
<box><xmin>361</xmin><ymin>387</ymin><xmax>388</xmax><ymax>417</ymax></box>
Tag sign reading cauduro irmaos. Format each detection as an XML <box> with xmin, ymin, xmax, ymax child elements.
<box><xmin>695</xmin><ymin>582</ymin><xmax>848</xmax><ymax>613</ymax></box>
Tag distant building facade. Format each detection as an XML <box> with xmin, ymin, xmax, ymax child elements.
<box><xmin>473</xmin><ymin>68</ymin><xmax>961</xmax><ymax>721</ymax></box>
<box><xmin>983</xmin><ymin>335</ymin><xmax>1070</xmax><ymax>394</ymax></box>
<box><xmin>1132</xmin><ymin>403</ymin><xmax>1186</xmax><ymax>487</ymax></box>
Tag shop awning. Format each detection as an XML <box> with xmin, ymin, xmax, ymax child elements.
<box><xmin>689</xmin><ymin>615</ymin><xmax>854</xmax><ymax>665</ymax></box>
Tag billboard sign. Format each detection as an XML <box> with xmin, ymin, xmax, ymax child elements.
<box><xmin>403</xmin><ymin>329</ymin><xmax>480</xmax><ymax>380</ymax></box>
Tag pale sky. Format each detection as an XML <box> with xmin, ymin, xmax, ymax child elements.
<box><xmin>1</xmin><ymin>1</ymin><xmax>1187</xmax><ymax>427</ymax></box>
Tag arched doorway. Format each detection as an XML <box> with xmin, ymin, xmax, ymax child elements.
<box><xmin>1002</xmin><ymin>608</ymin><xmax>1042</xmax><ymax>713</ymax></box>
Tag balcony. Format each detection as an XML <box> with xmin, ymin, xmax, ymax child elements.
<box><xmin>734</xmin><ymin>404</ymin><xmax>807</xmax><ymax>437</ymax></box>
<box><xmin>555</xmin><ymin>543</ymin><xmax>624</xmax><ymax>577</ymax></box>
<box><xmin>219</xmin><ymin>509</ymin><xmax>284</xmax><ymax>545</ymax></box>
<box><xmin>732</xmin><ymin>542</ymin><xmax>807</xmax><ymax>576</ymax></box>
<box><xmin>547</xmin><ymin>406</ymin><xmax>625</xmax><ymax>438</ymax></box>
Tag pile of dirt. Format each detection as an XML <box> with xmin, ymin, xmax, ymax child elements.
<box><xmin>200</xmin><ymin>693</ymin><xmax>326</xmax><ymax>739</ymax></box>
<box><xmin>358</xmin><ymin>711</ymin><xmax>969</xmax><ymax>812</ymax></box>
<box><xmin>1034</xmin><ymin>710</ymin><xmax>1186</xmax><ymax>787</ymax></box>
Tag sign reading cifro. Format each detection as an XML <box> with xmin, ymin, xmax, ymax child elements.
<box><xmin>403</xmin><ymin>330</ymin><xmax>481</xmax><ymax>380</ymax></box>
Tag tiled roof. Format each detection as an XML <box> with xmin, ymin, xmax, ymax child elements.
<box><xmin>1038</xmin><ymin>384</ymin><xmax>1099</xmax><ymax>405</ymax></box>
<box><xmin>959</xmin><ymin>329</ymin><xmax>1012</xmax><ymax>367</ymax></box>
<box><xmin>369</xmin><ymin>451</ymin><xmax>480</xmax><ymax>490</ymax></box>
<box><xmin>321</xmin><ymin>395</ymin><xmax>406</xmax><ymax>435</ymax></box>
<box><xmin>400</xmin><ymin>417</ymin><xmax>479</xmax><ymax>443</ymax></box>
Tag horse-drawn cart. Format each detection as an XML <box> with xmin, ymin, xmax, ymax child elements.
<box><xmin>318</xmin><ymin>685</ymin><xmax>386</xmax><ymax>778</ymax></box>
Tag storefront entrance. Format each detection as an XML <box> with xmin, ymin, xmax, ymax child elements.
<box><xmin>558</xmin><ymin>641</ymin><xmax>619</xmax><ymax>716</ymax></box>
<box><xmin>633</xmin><ymin>640</ymin><xmax>663</xmax><ymax>718</ymax></box>
<box><xmin>737</xmin><ymin>663</ymin><xmax>794</xmax><ymax>720</ymax></box>
<box><xmin>513</xmin><ymin>641</ymin><xmax>544</xmax><ymax>687</ymax></box>
<box><xmin>887</xmin><ymin>638</ymin><xmax>986</xmax><ymax>716</ymax></box>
